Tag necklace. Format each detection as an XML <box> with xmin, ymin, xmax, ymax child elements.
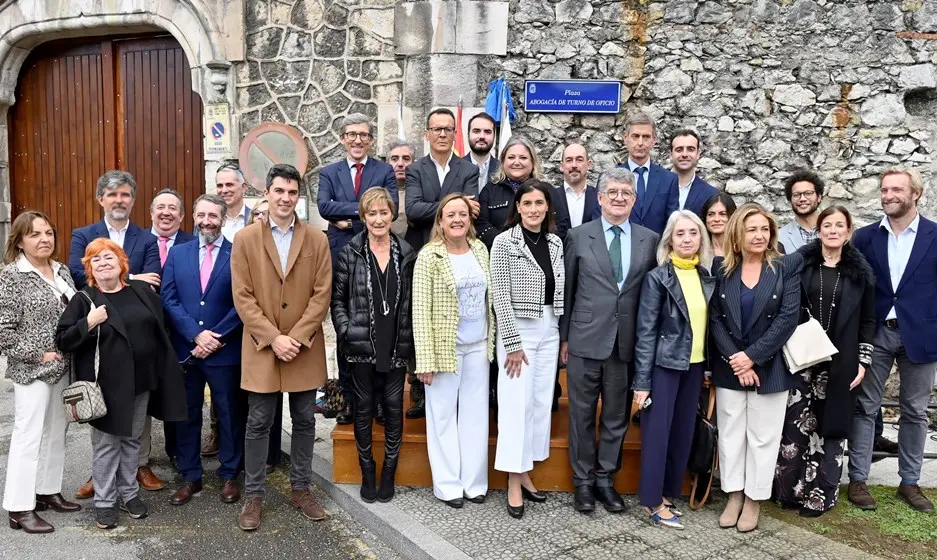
<box><xmin>371</xmin><ymin>253</ymin><xmax>390</xmax><ymax>316</ymax></box>
<box><xmin>818</xmin><ymin>264</ymin><xmax>840</xmax><ymax>332</ymax></box>
<box><xmin>522</xmin><ymin>228</ymin><xmax>543</xmax><ymax>245</ymax></box>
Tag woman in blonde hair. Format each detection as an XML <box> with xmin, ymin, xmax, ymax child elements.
<box><xmin>709</xmin><ymin>203</ymin><xmax>802</xmax><ymax>533</ymax></box>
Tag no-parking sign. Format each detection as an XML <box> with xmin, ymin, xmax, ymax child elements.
<box><xmin>205</xmin><ymin>103</ymin><xmax>231</xmax><ymax>154</ymax></box>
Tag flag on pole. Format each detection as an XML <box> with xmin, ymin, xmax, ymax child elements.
<box><xmin>454</xmin><ymin>96</ymin><xmax>465</xmax><ymax>157</ymax></box>
<box><xmin>498</xmin><ymin>87</ymin><xmax>512</xmax><ymax>156</ymax></box>
<box><xmin>397</xmin><ymin>99</ymin><xmax>406</xmax><ymax>141</ymax></box>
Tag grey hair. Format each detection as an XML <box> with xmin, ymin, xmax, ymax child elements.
<box><xmin>386</xmin><ymin>139</ymin><xmax>415</xmax><ymax>154</ymax></box>
<box><xmin>490</xmin><ymin>136</ymin><xmax>544</xmax><ymax>184</ymax></box>
<box><xmin>216</xmin><ymin>165</ymin><xmax>247</xmax><ymax>185</ymax></box>
<box><xmin>150</xmin><ymin>188</ymin><xmax>185</xmax><ymax>213</ymax></box>
<box><xmin>96</xmin><ymin>170</ymin><xmax>137</xmax><ymax>198</ymax></box>
<box><xmin>656</xmin><ymin>210</ymin><xmax>714</xmax><ymax>270</ymax></box>
<box><xmin>341</xmin><ymin>112</ymin><xmax>374</xmax><ymax>135</ymax></box>
<box><xmin>624</xmin><ymin>111</ymin><xmax>657</xmax><ymax>137</ymax></box>
<box><xmin>597</xmin><ymin>167</ymin><xmax>636</xmax><ymax>193</ymax></box>
<box><xmin>193</xmin><ymin>193</ymin><xmax>227</xmax><ymax>217</ymax></box>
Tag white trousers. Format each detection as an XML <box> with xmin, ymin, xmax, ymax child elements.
<box><xmin>424</xmin><ymin>341</ymin><xmax>490</xmax><ymax>501</ymax></box>
<box><xmin>3</xmin><ymin>376</ymin><xmax>69</xmax><ymax>512</ymax></box>
<box><xmin>495</xmin><ymin>307</ymin><xmax>559</xmax><ymax>473</ymax></box>
<box><xmin>716</xmin><ymin>388</ymin><xmax>789</xmax><ymax>501</ymax></box>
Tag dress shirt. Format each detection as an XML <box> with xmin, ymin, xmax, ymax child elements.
<box><xmin>600</xmin><ymin>216</ymin><xmax>631</xmax><ymax>290</ymax></box>
<box><xmin>151</xmin><ymin>228</ymin><xmax>179</xmax><ymax>250</ymax></box>
<box><xmin>347</xmin><ymin>156</ymin><xmax>369</xmax><ymax>201</ymax></box>
<box><xmin>627</xmin><ymin>159</ymin><xmax>652</xmax><ymax>186</ymax></box>
<box><xmin>222</xmin><ymin>204</ymin><xmax>250</xmax><ymax>242</ymax></box>
<box><xmin>198</xmin><ymin>235</ymin><xmax>221</xmax><ymax>269</ymax></box>
<box><xmin>15</xmin><ymin>255</ymin><xmax>76</xmax><ymax>301</ymax></box>
<box><xmin>269</xmin><ymin>216</ymin><xmax>296</xmax><ymax>274</ymax></box>
<box><xmin>471</xmin><ymin>153</ymin><xmax>491</xmax><ymax>193</ymax></box>
<box><xmin>106</xmin><ymin>219</ymin><xmax>129</xmax><ymax>248</ymax></box>
<box><xmin>432</xmin><ymin>152</ymin><xmax>453</xmax><ymax>187</ymax></box>
<box><xmin>564</xmin><ymin>182</ymin><xmax>587</xmax><ymax>228</ymax></box>
<box><xmin>678</xmin><ymin>175</ymin><xmax>695</xmax><ymax>210</ymax></box>
<box><xmin>882</xmin><ymin>213</ymin><xmax>920</xmax><ymax>320</ymax></box>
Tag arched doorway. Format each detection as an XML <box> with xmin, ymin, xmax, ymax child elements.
<box><xmin>8</xmin><ymin>34</ymin><xmax>205</xmax><ymax>259</ymax></box>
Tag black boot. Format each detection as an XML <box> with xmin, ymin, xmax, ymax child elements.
<box><xmin>337</xmin><ymin>401</ymin><xmax>354</xmax><ymax>425</ymax></box>
<box><xmin>405</xmin><ymin>398</ymin><xmax>425</xmax><ymax>419</ymax></box>
<box><xmin>378</xmin><ymin>458</ymin><xmax>398</xmax><ymax>502</ymax></box>
<box><xmin>359</xmin><ymin>459</ymin><xmax>378</xmax><ymax>503</ymax></box>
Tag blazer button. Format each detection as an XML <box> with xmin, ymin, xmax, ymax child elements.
<box><xmin>721</xmin><ymin>294</ymin><xmax>725</xmax><ymax>298</ymax></box>
<box><xmin>772</xmin><ymin>295</ymin><xmax>777</xmax><ymax>299</ymax></box>
<box><xmin>198</xmin><ymin>320</ymin><xmax>204</xmax><ymax>326</ymax></box>
<box><xmin>282</xmin><ymin>303</ymin><xmax>288</xmax><ymax>309</ymax></box>
<box><xmin>200</xmin><ymin>301</ymin><xmax>205</xmax><ymax>306</ymax></box>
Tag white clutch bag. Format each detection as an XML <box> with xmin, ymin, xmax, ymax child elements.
<box><xmin>782</xmin><ymin>314</ymin><xmax>838</xmax><ymax>374</ymax></box>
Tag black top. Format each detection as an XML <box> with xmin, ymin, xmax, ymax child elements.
<box><xmin>370</xmin><ymin>250</ymin><xmax>398</xmax><ymax>373</ymax></box>
<box><xmin>103</xmin><ymin>287</ymin><xmax>160</xmax><ymax>395</ymax></box>
<box><xmin>808</xmin><ymin>264</ymin><xmax>842</xmax><ymax>332</ymax></box>
<box><xmin>712</xmin><ymin>255</ymin><xmax>724</xmax><ymax>275</ymax></box>
<box><xmin>522</xmin><ymin>226</ymin><xmax>554</xmax><ymax>305</ymax></box>
<box><xmin>740</xmin><ymin>282</ymin><xmax>755</xmax><ymax>333</ymax></box>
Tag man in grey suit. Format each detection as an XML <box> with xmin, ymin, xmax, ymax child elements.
<box><xmin>404</xmin><ymin>107</ymin><xmax>480</xmax><ymax>251</ymax></box>
<box><xmin>560</xmin><ymin>167</ymin><xmax>660</xmax><ymax>513</ymax></box>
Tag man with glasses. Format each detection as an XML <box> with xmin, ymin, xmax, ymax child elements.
<box><xmin>560</xmin><ymin>167</ymin><xmax>659</xmax><ymax>514</ymax></box>
<box><xmin>778</xmin><ymin>169</ymin><xmax>824</xmax><ymax>253</ymax></box>
<box><xmin>463</xmin><ymin>112</ymin><xmax>500</xmax><ymax>193</ymax></box>
<box><xmin>215</xmin><ymin>164</ymin><xmax>254</xmax><ymax>242</ymax></box>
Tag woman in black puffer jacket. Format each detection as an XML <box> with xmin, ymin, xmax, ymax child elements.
<box><xmin>331</xmin><ymin>187</ymin><xmax>415</xmax><ymax>503</ymax></box>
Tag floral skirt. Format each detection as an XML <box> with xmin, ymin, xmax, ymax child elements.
<box><xmin>772</xmin><ymin>366</ymin><xmax>846</xmax><ymax>513</ymax></box>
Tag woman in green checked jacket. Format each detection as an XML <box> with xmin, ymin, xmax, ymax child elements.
<box><xmin>412</xmin><ymin>193</ymin><xmax>495</xmax><ymax>509</ymax></box>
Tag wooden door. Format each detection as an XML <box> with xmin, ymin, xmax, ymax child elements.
<box><xmin>8</xmin><ymin>35</ymin><xmax>204</xmax><ymax>261</ymax></box>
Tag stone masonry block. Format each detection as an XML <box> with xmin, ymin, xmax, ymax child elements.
<box><xmin>395</xmin><ymin>1</ymin><xmax>508</xmax><ymax>56</ymax></box>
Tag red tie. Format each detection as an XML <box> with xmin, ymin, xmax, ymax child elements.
<box><xmin>353</xmin><ymin>162</ymin><xmax>364</xmax><ymax>198</ymax></box>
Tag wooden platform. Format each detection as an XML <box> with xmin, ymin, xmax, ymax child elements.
<box><xmin>332</xmin><ymin>369</ymin><xmax>685</xmax><ymax>494</ymax></box>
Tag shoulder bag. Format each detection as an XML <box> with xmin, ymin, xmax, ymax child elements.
<box><xmin>61</xmin><ymin>291</ymin><xmax>107</xmax><ymax>423</ymax></box>
<box><xmin>782</xmin><ymin>307</ymin><xmax>838</xmax><ymax>374</ymax></box>
<box><xmin>688</xmin><ymin>380</ymin><xmax>718</xmax><ymax>510</ymax></box>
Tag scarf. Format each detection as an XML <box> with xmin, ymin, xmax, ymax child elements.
<box><xmin>670</xmin><ymin>252</ymin><xmax>699</xmax><ymax>270</ymax></box>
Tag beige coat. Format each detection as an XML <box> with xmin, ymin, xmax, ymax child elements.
<box><xmin>231</xmin><ymin>220</ymin><xmax>332</xmax><ymax>393</ymax></box>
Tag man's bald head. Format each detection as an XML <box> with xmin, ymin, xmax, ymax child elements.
<box><xmin>561</xmin><ymin>143</ymin><xmax>592</xmax><ymax>189</ymax></box>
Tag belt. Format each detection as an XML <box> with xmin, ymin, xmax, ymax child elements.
<box><xmin>885</xmin><ymin>319</ymin><xmax>899</xmax><ymax>329</ymax></box>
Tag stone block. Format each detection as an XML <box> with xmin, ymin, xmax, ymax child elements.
<box><xmin>349</xmin><ymin>27</ymin><xmax>385</xmax><ymax>56</ymax></box>
<box><xmin>898</xmin><ymin>64</ymin><xmax>937</xmax><ymax>91</ymax></box>
<box><xmin>455</xmin><ymin>1</ymin><xmax>508</xmax><ymax>55</ymax></box>
<box><xmin>395</xmin><ymin>1</ymin><xmax>509</xmax><ymax>56</ymax></box>
<box><xmin>860</xmin><ymin>94</ymin><xmax>907</xmax><ymax>127</ymax></box>
<box><xmin>313</xmin><ymin>26</ymin><xmax>347</xmax><ymax>58</ymax></box>
<box><xmin>647</xmin><ymin>67</ymin><xmax>693</xmax><ymax>99</ymax></box>
<box><xmin>772</xmin><ymin>84</ymin><xmax>816</xmax><ymax>107</ymax></box>
<box><xmin>291</xmin><ymin>0</ymin><xmax>324</xmax><ymax>29</ymax></box>
<box><xmin>911</xmin><ymin>1</ymin><xmax>937</xmax><ymax>34</ymax></box>
<box><xmin>362</xmin><ymin>60</ymin><xmax>403</xmax><ymax>82</ymax></box>
<box><xmin>247</xmin><ymin>28</ymin><xmax>283</xmax><ymax>59</ymax></box>
<box><xmin>514</xmin><ymin>0</ymin><xmax>554</xmax><ymax>24</ymax></box>
<box><xmin>350</xmin><ymin>8</ymin><xmax>394</xmax><ymax>40</ymax></box>
<box><xmin>281</xmin><ymin>29</ymin><xmax>313</xmax><ymax>58</ymax></box>
<box><xmin>555</xmin><ymin>0</ymin><xmax>593</xmax><ymax>23</ymax></box>
<box><xmin>376</xmin><ymin>103</ymin><xmax>423</xmax><ymax>154</ymax></box>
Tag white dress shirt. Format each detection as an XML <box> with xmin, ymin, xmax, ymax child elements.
<box><xmin>432</xmin><ymin>153</ymin><xmax>453</xmax><ymax>187</ymax></box>
<box><xmin>106</xmin><ymin>219</ymin><xmax>129</xmax><ymax>248</ymax></box>
<box><xmin>15</xmin><ymin>255</ymin><xmax>76</xmax><ymax>301</ymax></box>
<box><xmin>883</xmin><ymin>213</ymin><xmax>920</xmax><ymax>320</ymax></box>
<box><xmin>222</xmin><ymin>205</ymin><xmax>250</xmax><ymax>242</ymax></box>
<box><xmin>678</xmin><ymin>175</ymin><xmax>695</xmax><ymax>210</ymax></box>
<box><xmin>270</xmin><ymin>217</ymin><xmax>296</xmax><ymax>274</ymax></box>
<box><xmin>198</xmin><ymin>236</ymin><xmax>221</xmax><ymax>269</ymax></box>
<box><xmin>151</xmin><ymin>228</ymin><xmax>180</xmax><ymax>249</ymax></box>
<box><xmin>471</xmin><ymin>153</ymin><xmax>491</xmax><ymax>193</ymax></box>
<box><xmin>564</xmin><ymin>182</ymin><xmax>587</xmax><ymax>228</ymax></box>
<box><xmin>627</xmin><ymin>158</ymin><xmax>653</xmax><ymax>191</ymax></box>
<box><xmin>348</xmin><ymin>156</ymin><xmax>369</xmax><ymax>191</ymax></box>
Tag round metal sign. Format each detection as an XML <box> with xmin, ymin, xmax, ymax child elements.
<box><xmin>238</xmin><ymin>123</ymin><xmax>309</xmax><ymax>189</ymax></box>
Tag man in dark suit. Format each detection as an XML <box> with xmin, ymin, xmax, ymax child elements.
<box><xmin>162</xmin><ymin>194</ymin><xmax>244</xmax><ymax>506</ymax></box>
<box><xmin>848</xmin><ymin>166</ymin><xmax>937</xmax><ymax>514</ymax></box>
<box><xmin>560</xmin><ymin>167</ymin><xmax>659</xmax><ymax>513</ymax></box>
<box><xmin>463</xmin><ymin>112</ymin><xmax>500</xmax><ymax>193</ymax></box>
<box><xmin>557</xmin><ymin>143</ymin><xmax>600</xmax><ymax>232</ymax></box>
<box><xmin>69</xmin><ymin>170</ymin><xmax>161</xmax><ymax>290</ymax></box>
<box><xmin>405</xmin><ymin>107</ymin><xmax>480</xmax><ymax>251</ymax></box>
<box><xmin>616</xmin><ymin>112</ymin><xmax>678</xmax><ymax>235</ymax></box>
<box><xmin>670</xmin><ymin>129</ymin><xmax>718</xmax><ymax>218</ymax></box>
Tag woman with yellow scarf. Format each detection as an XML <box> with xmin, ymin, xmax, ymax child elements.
<box><xmin>632</xmin><ymin>210</ymin><xmax>715</xmax><ymax>530</ymax></box>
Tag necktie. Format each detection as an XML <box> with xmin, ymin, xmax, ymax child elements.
<box><xmin>353</xmin><ymin>162</ymin><xmax>364</xmax><ymax>197</ymax></box>
<box><xmin>158</xmin><ymin>236</ymin><xmax>170</xmax><ymax>267</ymax></box>
<box><xmin>635</xmin><ymin>166</ymin><xmax>647</xmax><ymax>202</ymax></box>
<box><xmin>200</xmin><ymin>243</ymin><xmax>214</xmax><ymax>292</ymax></box>
<box><xmin>609</xmin><ymin>225</ymin><xmax>623</xmax><ymax>284</ymax></box>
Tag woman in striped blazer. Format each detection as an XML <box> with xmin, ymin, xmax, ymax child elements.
<box><xmin>490</xmin><ymin>181</ymin><xmax>564</xmax><ymax>519</ymax></box>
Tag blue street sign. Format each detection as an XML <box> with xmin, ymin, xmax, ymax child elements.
<box><xmin>211</xmin><ymin>122</ymin><xmax>225</xmax><ymax>139</ymax></box>
<box><xmin>524</xmin><ymin>80</ymin><xmax>621</xmax><ymax>114</ymax></box>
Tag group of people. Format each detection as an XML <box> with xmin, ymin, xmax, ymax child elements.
<box><xmin>1</xmin><ymin>107</ymin><xmax>934</xmax><ymax>539</ymax></box>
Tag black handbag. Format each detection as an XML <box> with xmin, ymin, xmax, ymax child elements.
<box><xmin>688</xmin><ymin>381</ymin><xmax>718</xmax><ymax>510</ymax></box>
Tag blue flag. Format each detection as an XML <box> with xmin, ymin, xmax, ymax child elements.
<box><xmin>485</xmin><ymin>77</ymin><xmax>516</xmax><ymax>125</ymax></box>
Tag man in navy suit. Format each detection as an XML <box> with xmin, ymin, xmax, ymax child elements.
<box><xmin>463</xmin><ymin>112</ymin><xmax>501</xmax><ymax>193</ymax></box>
<box><xmin>669</xmin><ymin>129</ymin><xmax>718</xmax><ymax>218</ymax></box>
<box><xmin>616</xmin><ymin>112</ymin><xmax>678</xmax><ymax>235</ymax></box>
<box><xmin>215</xmin><ymin>163</ymin><xmax>254</xmax><ymax>242</ymax></box>
<box><xmin>849</xmin><ymin>166</ymin><xmax>937</xmax><ymax>514</ymax></box>
<box><xmin>162</xmin><ymin>194</ymin><xmax>244</xmax><ymax>506</ymax></box>
<box><xmin>68</xmin><ymin>170</ymin><xmax>161</xmax><ymax>290</ymax></box>
<box><xmin>558</xmin><ymin>143</ymin><xmax>600</xmax><ymax>232</ymax></box>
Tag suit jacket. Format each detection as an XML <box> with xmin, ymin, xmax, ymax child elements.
<box><xmin>161</xmin><ymin>237</ymin><xmax>242</xmax><ymax>367</ymax></box>
<box><xmin>69</xmin><ymin>220</ymin><xmax>161</xmax><ymax>288</ymax></box>
<box><xmin>404</xmin><ymin>154</ymin><xmax>479</xmax><ymax>250</ymax></box>
<box><xmin>560</xmin><ymin>219</ymin><xmax>659</xmax><ymax>362</ymax></box>
<box><xmin>462</xmin><ymin>153</ymin><xmax>500</xmax><ymax>189</ymax></box>
<box><xmin>553</xmin><ymin>184</ymin><xmax>599</xmax><ymax>238</ymax></box>
<box><xmin>682</xmin><ymin>176</ymin><xmax>719</xmax><ymax>218</ymax></box>
<box><xmin>853</xmin><ymin>215</ymin><xmax>937</xmax><ymax>363</ymax></box>
<box><xmin>710</xmin><ymin>252</ymin><xmax>804</xmax><ymax>394</ymax></box>
<box><xmin>617</xmin><ymin>162</ymin><xmax>679</xmax><ymax>235</ymax></box>
<box><xmin>231</xmin><ymin>220</ymin><xmax>332</xmax><ymax>393</ymax></box>
<box><xmin>317</xmin><ymin>158</ymin><xmax>398</xmax><ymax>260</ymax></box>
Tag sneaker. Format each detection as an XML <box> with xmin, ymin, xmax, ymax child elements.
<box><xmin>95</xmin><ymin>506</ymin><xmax>118</xmax><ymax>529</ymax></box>
<box><xmin>847</xmin><ymin>481</ymin><xmax>877</xmax><ymax>511</ymax></box>
<box><xmin>120</xmin><ymin>497</ymin><xmax>149</xmax><ymax>519</ymax></box>
<box><xmin>897</xmin><ymin>484</ymin><xmax>935</xmax><ymax>513</ymax></box>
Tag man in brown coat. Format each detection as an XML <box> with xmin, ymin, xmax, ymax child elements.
<box><xmin>231</xmin><ymin>163</ymin><xmax>332</xmax><ymax>531</ymax></box>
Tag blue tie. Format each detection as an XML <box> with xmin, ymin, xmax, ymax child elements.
<box><xmin>635</xmin><ymin>166</ymin><xmax>647</xmax><ymax>202</ymax></box>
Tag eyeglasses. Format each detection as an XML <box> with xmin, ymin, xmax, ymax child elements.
<box><xmin>791</xmin><ymin>191</ymin><xmax>816</xmax><ymax>200</ymax></box>
<box><xmin>427</xmin><ymin>127</ymin><xmax>456</xmax><ymax>137</ymax></box>
<box><xmin>603</xmin><ymin>189</ymin><xmax>635</xmax><ymax>200</ymax></box>
<box><xmin>343</xmin><ymin>132</ymin><xmax>373</xmax><ymax>141</ymax></box>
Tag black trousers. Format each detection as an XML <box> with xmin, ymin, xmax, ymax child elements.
<box><xmin>352</xmin><ymin>363</ymin><xmax>405</xmax><ymax>464</ymax></box>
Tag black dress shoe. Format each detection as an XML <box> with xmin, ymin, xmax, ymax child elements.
<box><xmin>464</xmin><ymin>493</ymin><xmax>486</xmax><ymax>504</ymax></box>
<box><xmin>594</xmin><ymin>486</ymin><xmax>626</xmax><ymax>513</ymax></box>
<box><xmin>574</xmin><ymin>485</ymin><xmax>595</xmax><ymax>512</ymax></box>
<box><xmin>36</xmin><ymin>493</ymin><xmax>82</xmax><ymax>513</ymax></box>
<box><xmin>336</xmin><ymin>403</ymin><xmax>354</xmax><ymax>425</ymax></box>
<box><xmin>507</xmin><ymin>500</ymin><xmax>524</xmax><ymax>519</ymax></box>
<box><xmin>405</xmin><ymin>400</ymin><xmax>425</xmax><ymax>419</ymax></box>
<box><xmin>442</xmin><ymin>498</ymin><xmax>464</xmax><ymax>509</ymax></box>
<box><xmin>521</xmin><ymin>487</ymin><xmax>547</xmax><ymax>503</ymax></box>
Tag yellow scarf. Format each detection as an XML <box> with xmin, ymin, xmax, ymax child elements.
<box><xmin>670</xmin><ymin>252</ymin><xmax>699</xmax><ymax>270</ymax></box>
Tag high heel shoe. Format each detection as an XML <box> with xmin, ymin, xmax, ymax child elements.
<box><xmin>507</xmin><ymin>500</ymin><xmax>525</xmax><ymax>519</ymax></box>
<box><xmin>9</xmin><ymin>511</ymin><xmax>54</xmax><ymax>533</ymax></box>
<box><xmin>521</xmin><ymin>486</ymin><xmax>547</xmax><ymax>503</ymax></box>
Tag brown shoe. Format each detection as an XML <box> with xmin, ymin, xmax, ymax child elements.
<box><xmin>736</xmin><ymin>497</ymin><xmax>760</xmax><ymax>533</ymax></box>
<box><xmin>897</xmin><ymin>484</ymin><xmax>935</xmax><ymax>513</ymax></box>
<box><xmin>290</xmin><ymin>489</ymin><xmax>326</xmax><ymax>521</ymax></box>
<box><xmin>238</xmin><ymin>497</ymin><xmax>262</xmax><ymax>531</ymax></box>
<box><xmin>221</xmin><ymin>480</ymin><xmax>240</xmax><ymax>504</ymax></box>
<box><xmin>35</xmin><ymin>493</ymin><xmax>82</xmax><ymax>513</ymax></box>
<box><xmin>170</xmin><ymin>480</ymin><xmax>202</xmax><ymax>506</ymax></box>
<box><xmin>201</xmin><ymin>430</ymin><xmax>220</xmax><ymax>457</ymax></box>
<box><xmin>719</xmin><ymin>491</ymin><xmax>744</xmax><ymax>528</ymax></box>
<box><xmin>848</xmin><ymin>481</ymin><xmax>877</xmax><ymax>511</ymax></box>
<box><xmin>74</xmin><ymin>478</ymin><xmax>94</xmax><ymax>500</ymax></box>
<box><xmin>9</xmin><ymin>511</ymin><xmax>54</xmax><ymax>534</ymax></box>
<box><xmin>136</xmin><ymin>467</ymin><xmax>164</xmax><ymax>491</ymax></box>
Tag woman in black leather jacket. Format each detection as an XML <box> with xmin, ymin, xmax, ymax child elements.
<box><xmin>633</xmin><ymin>210</ymin><xmax>714</xmax><ymax>530</ymax></box>
<box><xmin>331</xmin><ymin>188</ymin><xmax>416</xmax><ymax>503</ymax></box>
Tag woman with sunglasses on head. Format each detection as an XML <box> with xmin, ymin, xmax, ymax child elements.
<box><xmin>1</xmin><ymin>211</ymin><xmax>80</xmax><ymax>533</ymax></box>
<box><xmin>701</xmin><ymin>192</ymin><xmax>737</xmax><ymax>272</ymax></box>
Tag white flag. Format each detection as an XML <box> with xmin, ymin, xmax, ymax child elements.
<box><xmin>498</xmin><ymin>89</ymin><xmax>512</xmax><ymax>156</ymax></box>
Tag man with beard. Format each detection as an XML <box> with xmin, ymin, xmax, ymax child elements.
<box><xmin>161</xmin><ymin>194</ymin><xmax>244</xmax><ymax>506</ymax></box>
<box><xmin>615</xmin><ymin>112</ymin><xmax>678</xmax><ymax>235</ymax></box>
<box><xmin>463</xmin><ymin>112</ymin><xmax>500</xmax><ymax>193</ymax></box>
<box><xmin>669</xmin><ymin>130</ymin><xmax>718</xmax><ymax>217</ymax></box>
<box><xmin>559</xmin><ymin>143</ymin><xmax>600</xmax><ymax>229</ymax></box>
<box><xmin>778</xmin><ymin>169</ymin><xmax>824</xmax><ymax>253</ymax></box>
<box><xmin>215</xmin><ymin>164</ymin><xmax>254</xmax><ymax>242</ymax></box>
<box><xmin>848</xmin><ymin>166</ymin><xmax>937</xmax><ymax>514</ymax></box>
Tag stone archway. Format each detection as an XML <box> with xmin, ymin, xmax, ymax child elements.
<box><xmin>0</xmin><ymin>0</ymin><xmax>241</xmax><ymax>237</ymax></box>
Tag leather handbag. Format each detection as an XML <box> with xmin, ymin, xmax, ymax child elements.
<box><xmin>782</xmin><ymin>308</ymin><xmax>838</xmax><ymax>374</ymax></box>
<box><xmin>61</xmin><ymin>292</ymin><xmax>107</xmax><ymax>423</ymax></box>
<box><xmin>688</xmin><ymin>380</ymin><xmax>718</xmax><ymax>510</ymax></box>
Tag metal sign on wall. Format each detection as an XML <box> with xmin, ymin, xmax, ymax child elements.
<box><xmin>524</xmin><ymin>80</ymin><xmax>622</xmax><ymax>114</ymax></box>
<box><xmin>205</xmin><ymin>103</ymin><xmax>231</xmax><ymax>154</ymax></box>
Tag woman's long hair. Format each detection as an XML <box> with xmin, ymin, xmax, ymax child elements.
<box><xmin>655</xmin><ymin>210</ymin><xmax>713</xmax><ymax>269</ymax></box>
<box><xmin>701</xmin><ymin>192</ymin><xmax>737</xmax><ymax>238</ymax></box>
<box><xmin>503</xmin><ymin>179</ymin><xmax>555</xmax><ymax>233</ymax></box>
<box><xmin>489</xmin><ymin>136</ymin><xmax>544</xmax><ymax>184</ymax></box>
<box><xmin>722</xmin><ymin>203</ymin><xmax>781</xmax><ymax>276</ymax></box>
<box><xmin>429</xmin><ymin>193</ymin><xmax>477</xmax><ymax>246</ymax></box>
